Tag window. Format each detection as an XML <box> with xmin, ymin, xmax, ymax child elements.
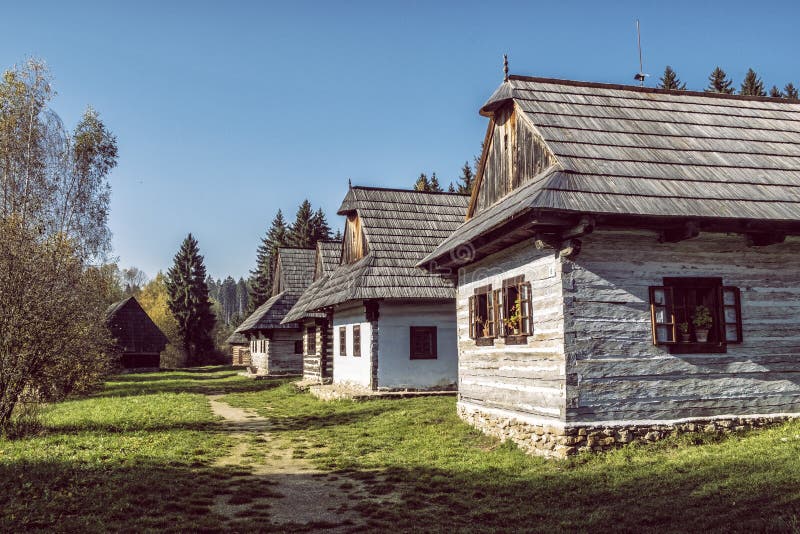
<box><xmin>649</xmin><ymin>277</ymin><xmax>743</xmax><ymax>354</ymax></box>
<box><xmin>353</xmin><ymin>325</ymin><xmax>361</xmax><ymax>357</ymax></box>
<box><xmin>294</xmin><ymin>340</ymin><xmax>303</xmax><ymax>354</ymax></box>
<box><xmin>307</xmin><ymin>326</ymin><xmax>316</xmax><ymax>355</ymax></box>
<box><xmin>410</xmin><ymin>327</ymin><xmax>437</xmax><ymax>359</ymax></box>
<box><xmin>498</xmin><ymin>276</ymin><xmax>533</xmax><ymax>341</ymax></box>
<box><xmin>468</xmin><ymin>285</ymin><xmax>496</xmax><ymax>345</ymax></box>
<box><xmin>339</xmin><ymin>326</ymin><xmax>347</xmax><ymax>356</ymax></box>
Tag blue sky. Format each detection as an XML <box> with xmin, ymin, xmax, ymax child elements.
<box><xmin>1</xmin><ymin>0</ymin><xmax>798</xmax><ymax>280</ymax></box>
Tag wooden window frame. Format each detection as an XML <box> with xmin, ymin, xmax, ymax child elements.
<box><xmin>307</xmin><ymin>326</ymin><xmax>317</xmax><ymax>355</ymax></box>
<box><xmin>499</xmin><ymin>276</ymin><xmax>533</xmax><ymax>344</ymax></box>
<box><xmin>339</xmin><ymin>326</ymin><xmax>347</xmax><ymax>357</ymax></box>
<box><xmin>353</xmin><ymin>325</ymin><xmax>361</xmax><ymax>357</ymax></box>
<box><xmin>469</xmin><ymin>285</ymin><xmax>496</xmax><ymax>346</ymax></box>
<box><xmin>409</xmin><ymin>327</ymin><xmax>438</xmax><ymax>360</ymax></box>
<box><xmin>649</xmin><ymin>277</ymin><xmax>743</xmax><ymax>354</ymax></box>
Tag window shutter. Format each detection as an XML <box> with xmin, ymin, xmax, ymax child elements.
<box><xmin>495</xmin><ymin>288</ymin><xmax>505</xmax><ymax>336</ymax></box>
<box><xmin>488</xmin><ymin>290</ymin><xmax>498</xmax><ymax>337</ymax></box>
<box><xmin>520</xmin><ymin>282</ymin><xmax>533</xmax><ymax>335</ymax></box>
<box><xmin>468</xmin><ymin>296</ymin><xmax>476</xmax><ymax>339</ymax></box>
<box><xmin>649</xmin><ymin>286</ymin><xmax>676</xmax><ymax>345</ymax></box>
<box><xmin>721</xmin><ymin>286</ymin><xmax>743</xmax><ymax>343</ymax></box>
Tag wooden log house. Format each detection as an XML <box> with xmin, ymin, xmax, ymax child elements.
<box><xmin>105</xmin><ymin>297</ymin><xmax>168</xmax><ymax>369</ymax></box>
<box><xmin>419</xmin><ymin>74</ymin><xmax>800</xmax><ymax>457</ymax></box>
<box><xmin>285</xmin><ymin>186</ymin><xmax>469</xmax><ymax>391</ymax></box>
<box><xmin>225</xmin><ymin>331</ymin><xmax>251</xmax><ymax>367</ymax></box>
<box><xmin>235</xmin><ymin>247</ymin><xmax>316</xmax><ymax>376</ymax></box>
<box><xmin>282</xmin><ymin>240</ymin><xmax>342</xmax><ymax>384</ymax></box>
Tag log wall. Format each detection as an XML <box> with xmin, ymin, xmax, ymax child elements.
<box><xmin>565</xmin><ymin>230</ymin><xmax>800</xmax><ymax>423</ymax></box>
<box><xmin>457</xmin><ymin>240</ymin><xmax>566</xmax><ymax>421</ymax></box>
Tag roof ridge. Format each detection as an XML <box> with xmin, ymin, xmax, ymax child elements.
<box><xmin>351</xmin><ymin>185</ymin><xmax>470</xmax><ymax>197</ymax></box>
<box><xmin>508</xmin><ymin>75</ymin><xmax>800</xmax><ymax>105</ymax></box>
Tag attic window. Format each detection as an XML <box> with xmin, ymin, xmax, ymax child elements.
<box><xmin>649</xmin><ymin>277</ymin><xmax>742</xmax><ymax>354</ymax></box>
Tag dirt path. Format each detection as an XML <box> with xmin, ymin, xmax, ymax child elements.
<box><xmin>208</xmin><ymin>395</ymin><xmax>374</xmax><ymax>531</ymax></box>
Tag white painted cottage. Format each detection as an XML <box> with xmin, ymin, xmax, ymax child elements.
<box><xmin>420</xmin><ymin>74</ymin><xmax>800</xmax><ymax>457</ymax></box>
<box><xmin>284</xmin><ymin>186</ymin><xmax>470</xmax><ymax>391</ymax></box>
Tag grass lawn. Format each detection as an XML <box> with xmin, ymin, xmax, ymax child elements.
<box><xmin>0</xmin><ymin>367</ymin><xmax>287</xmax><ymax>533</ymax></box>
<box><xmin>2</xmin><ymin>366</ymin><xmax>800</xmax><ymax>532</ymax></box>
<box><xmin>224</xmin><ymin>383</ymin><xmax>800</xmax><ymax>533</ymax></box>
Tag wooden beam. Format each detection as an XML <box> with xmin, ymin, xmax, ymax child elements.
<box><xmin>659</xmin><ymin>221</ymin><xmax>700</xmax><ymax>243</ymax></box>
<box><xmin>465</xmin><ymin>118</ymin><xmax>496</xmax><ymax>221</ymax></box>
<box><xmin>746</xmin><ymin>232</ymin><xmax>786</xmax><ymax>247</ymax></box>
<box><xmin>561</xmin><ymin>216</ymin><xmax>596</xmax><ymax>240</ymax></box>
<box><xmin>559</xmin><ymin>239</ymin><xmax>582</xmax><ymax>259</ymax></box>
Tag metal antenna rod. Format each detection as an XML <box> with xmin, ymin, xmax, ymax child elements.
<box><xmin>633</xmin><ymin>19</ymin><xmax>648</xmax><ymax>86</ymax></box>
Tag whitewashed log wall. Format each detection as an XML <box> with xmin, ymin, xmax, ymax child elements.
<box><xmin>565</xmin><ymin>230</ymin><xmax>800</xmax><ymax>423</ymax></box>
<box><xmin>248</xmin><ymin>329</ymin><xmax>303</xmax><ymax>376</ymax></box>
<box><xmin>458</xmin><ymin>240</ymin><xmax>566</xmax><ymax>421</ymax></box>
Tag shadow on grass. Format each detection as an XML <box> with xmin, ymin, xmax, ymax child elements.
<box><xmin>95</xmin><ymin>376</ymin><xmax>291</xmax><ymax>399</ymax></box>
<box><xmin>1</xmin><ymin>454</ymin><xmax>798</xmax><ymax>533</ymax></box>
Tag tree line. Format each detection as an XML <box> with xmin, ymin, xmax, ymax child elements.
<box><xmin>249</xmin><ymin>199</ymin><xmax>337</xmax><ymax>311</ymax></box>
<box><xmin>658</xmin><ymin>65</ymin><xmax>798</xmax><ymax>98</ymax></box>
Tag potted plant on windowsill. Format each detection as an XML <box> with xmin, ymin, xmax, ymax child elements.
<box><xmin>678</xmin><ymin>322</ymin><xmax>690</xmax><ymax>342</ymax></box>
<box><xmin>476</xmin><ymin>317</ymin><xmax>490</xmax><ymax>338</ymax></box>
<box><xmin>692</xmin><ymin>305</ymin><xmax>713</xmax><ymax>342</ymax></box>
<box><xmin>503</xmin><ymin>299</ymin><xmax>522</xmax><ymax>335</ymax></box>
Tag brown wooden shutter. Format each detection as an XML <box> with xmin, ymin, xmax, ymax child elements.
<box><xmin>495</xmin><ymin>288</ymin><xmax>505</xmax><ymax>336</ymax></box>
<box><xmin>468</xmin><ymin>296</ymin><xmax>476</xmax><ymax>339</ymax></box>
<box><xmin>520</xmin><ymin>282</ymin><xmax>533</xmax><ymax>335</ymax></box>
<box><xmin>649</xmin><ymin>286</ymin><xmax>676</xmax><ymax>345</ymax></box>
<box><xmin>721</xmin><ymin>286</ymin><xmax>743</xmax><ymax>343</ymax></box>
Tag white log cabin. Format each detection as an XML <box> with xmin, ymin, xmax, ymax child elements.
<box><xmin>284</xmin><ymin>186</ymin><xmax>470</xmax><ymax>391</ymax></box>
<box><xmin>419</xmin><ymin>74</ymin><xmax>800</xmax><ymax>457</ymax></box>
<box><xmin>236</xmin><ymin>247</ymin><xmax>316</xmax><ymax>376</ymax></box>
<box><xmin>281</xmin><ymin>240</ymin><xmax>342</xmax><ymax>384</ymax></box>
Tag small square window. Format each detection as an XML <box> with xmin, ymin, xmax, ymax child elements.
<box><xmin>294</xmin><ymin>340</ymin><xmax>303</xmax><ymax>354</ymax></box>
<box><xmin>410</xmin><ymin>327</ymin><xmax>437</xmax><ymax>359</ymax></box>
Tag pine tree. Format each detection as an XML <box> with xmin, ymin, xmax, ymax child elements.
<box><xmin>333</xmin><ymin>229</ymin><xmax>343</xmax><ymax>241</ymax></box>
<box><xmin>249</xmin><ymin>210</ymin><xmax>287</xmax><ymax>311</ymax></box>
<box><xmin>784</xmin><ymin>82</ymin><xmax>799</xmax><ymax>100</ymax></box>
<box><xmin>455</xmin><ymin>160</ymin><xmax>475</xmax><ymax>195</ymax></box>
<box><xmin>310</xmin><ymin>207</ymin><xmax>332</xmax><ymax>243</ymax></box>
<box><xmin>429</xmin><ymin>172</ymin><xmax>443</xmax><ymax>192</ymax></box>
<box><xmin>166</xmin><ymin>234</ymin><xmax>216</xmax><ymax>365</ymax></box>
<box><xmin>447</xmin><ymin>182</ymin><xmax>456</xmax><ymax>193</ymax></box>
<box><xmin>414</xmin><ymin>173</ymin><xmax>430</xmax><ymax>191</ymax></box>
<box><xmin>705</xmin><ymin>67</ymin><xmax>735</xmax><ymax>94</ymax></box>
<box><xmin>220</xmin><ymin>276</ymin><xmax>237</xmax><ymax>324</ymax></box>
<box><xmin>288</xmin><ymin>200</ymin><xmax>315</xmax><ymax>248</ymax></box>
<box><xmin>769</xmin><ymin>85</ymin><xmax>784</xmax><ymax>98</ymax></box>
<box><xmin>740</xmin><ymin>68</ymin><xmax>766</xmax><ymax>96</ymax></box>
<box><xmin>658</xmin><ymin>66</ymin><xmax>686</xmax><ymax>91</ymax></box>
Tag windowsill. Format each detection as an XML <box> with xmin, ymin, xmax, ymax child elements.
<box><xmin>410</xmin><ymin>356</ymin><xmax>437</xmax><ymax>360</ymax></box>
<box><xmin>668</xmin><ymin>342</ymin><xmax>727</xmax><ymax>354</ymax></box>
<box><xmin>504</xmin><ymin>334</ymin><xmax>529</xmax><ymax>345</ymax></box>
<box><xmin>475</xmin><ymin>337</ymin><xmax>494</xmax><ymax>346</ymax></box>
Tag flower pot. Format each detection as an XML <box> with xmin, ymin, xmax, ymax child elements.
<box><xmin>679</xmin><ymin>333</ymin><xmax>691</xmax><ymax>343</ymax></box>
<box><xmin>695</xmin><ymin>329</ymin><xmax>709</xmax><ymax>342</ymax></box>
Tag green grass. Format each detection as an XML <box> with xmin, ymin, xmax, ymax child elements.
<box><xmin>0</xmin><ymin>367</ymin><xmax>283</xmax><ymax>533</ymax></box>
<box><xmin>4</xmin><ymin>366</ymin><xmax>800</xmax><ymax>532</ymax></box>
<box><xmin>224</xmin><ymin>383</ymin><xmax>800</xmax><ymax>533</ymax></box>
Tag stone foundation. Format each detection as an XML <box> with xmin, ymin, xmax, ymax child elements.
<box><xmin>458</xmin><ymin>402</ymin><xmax>799</xmax><ymax>459</ymax></box>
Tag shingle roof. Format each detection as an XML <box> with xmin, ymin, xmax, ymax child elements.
<box><xmin>237</xmin><ymin>247</ymin><xmax>315</xmax><ymax>333</ymax></box>
<box><xmin>225</xmin><ymin>331</ymin><xmax>248</xmax><ymax>345</ymax></box>
<box><xmin>105</xmin><ymin>297</ymin><xmax>168</xmax><ymax>354</ymax></box>
<box><xmin>284</xmin><ymin>187</ymin><xmax>469</xmax><ymax>316</ymax></box>
<box><xmin>282</xmin><ymin>240</ymin><xmax>343</xmax><ymax>323</ymax></box>
<box><xmin>317</xmin><ymin>240</ymin><xmax>342</xmax><ymax>278</ymax></box>
<box><xmin>421</xmin><ymin>75</ymin><xmax>800</xmax><ymax>268</ymax></box>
